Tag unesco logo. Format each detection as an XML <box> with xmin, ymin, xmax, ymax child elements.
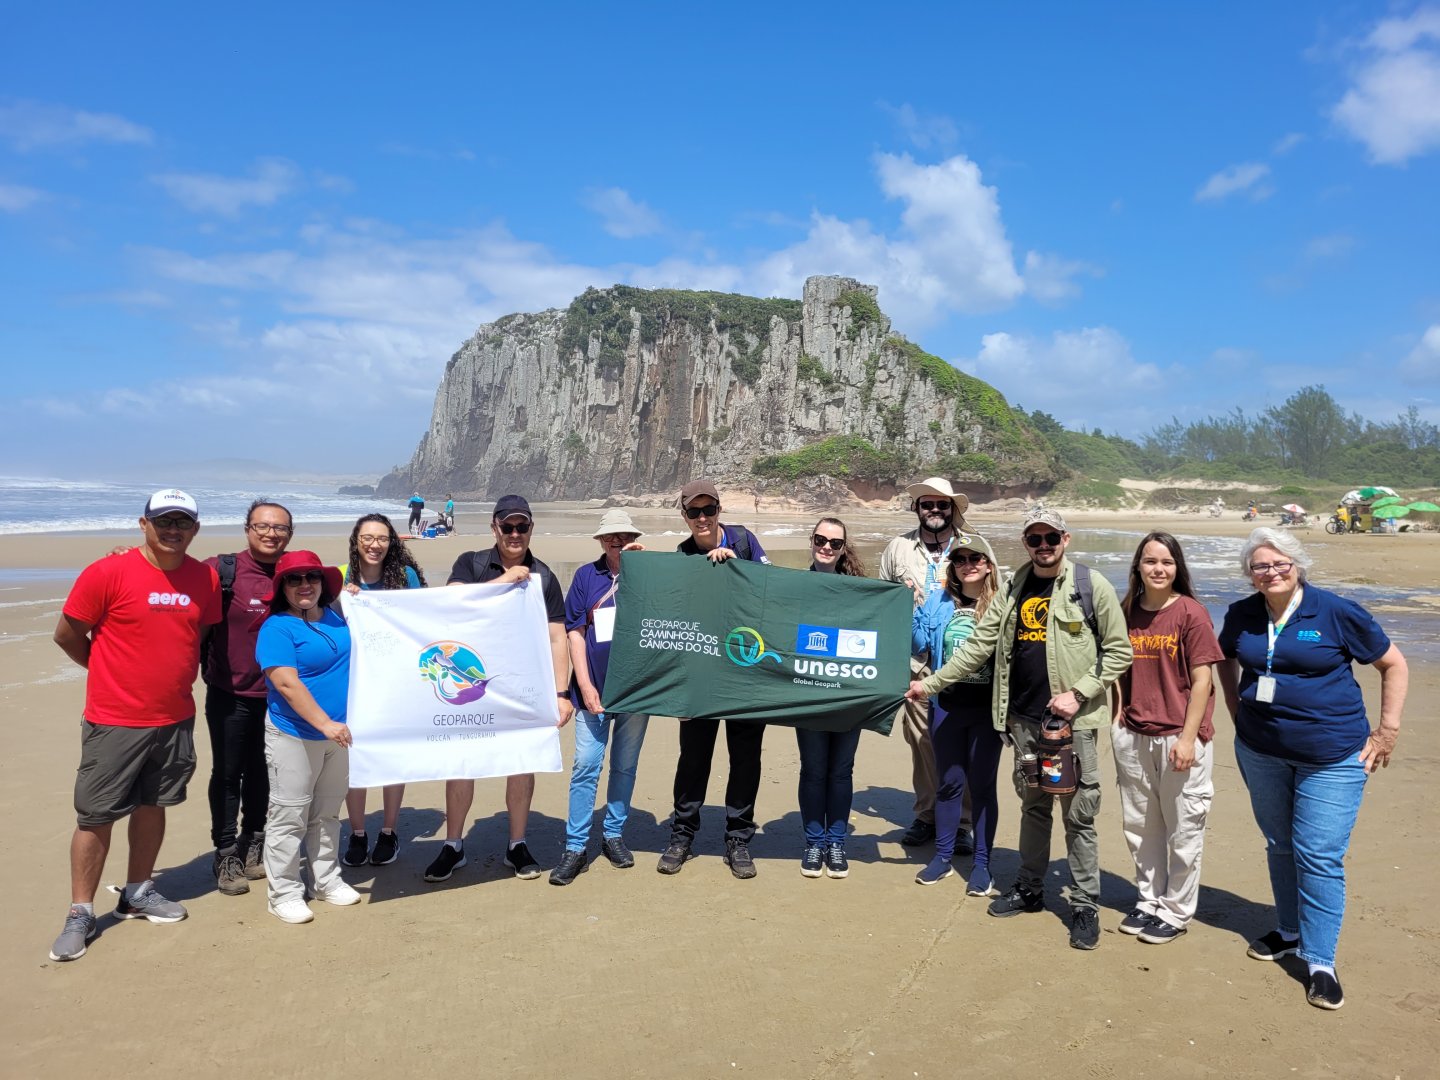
<box><xmin>724</xmin><ymin>626</ymin><xmax>783</xmax><ymax>668</ymax></box>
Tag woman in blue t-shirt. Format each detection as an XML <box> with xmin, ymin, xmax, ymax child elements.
<box><xmin>1217</xmin><ymin>528</ymin><xmax>1408</xmax><ymax>1011</ymax></box>
<box><xmin>338</xmin><ymin>514</ymin><xmax>426</xmax><ymax>869</ymax></box>
<box><xmin>256</xmin><ymin>550</ymin><xmax>357</xmax><ymax>925</ymax></box>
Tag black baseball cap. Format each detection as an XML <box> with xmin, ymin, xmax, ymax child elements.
<box><xmin>492</xmin><ymin>495</ymin><xmax>533</xmax><ymax>521</ymax></box>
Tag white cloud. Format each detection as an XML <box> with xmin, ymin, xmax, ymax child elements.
<box><xmin>1021</xmin><ymin>251</ymin><xmax>1103</xmax><ymax>304</ymax></box>
<box><xmin>152</xmin><ymin>158</ymin><xmax>301</xmax><ymax>216</ymax></box>
<box><xmin>0</xmin><ymin>182</ymin><xmax>45</xmax><ymax>212</ymax></box>
<box><xmin>1195</xmin><ymin>162</ymin><xmax>1273</xmax><ymax>202</ymax></box>
<box><xmin>1303</xmin><ymin>233</ymin><xmax>1355</xmax><ymax>261</ymax></box>
<box><xmin>581</xmin><ymin>187</ymin><xmax>663</xmax><ymax>238</ymax></box>
<box><xmin>0</xmin><ymin>99</ymin><xmax>153</xmax><ymax>151</ymax></box>
<box><xmin>1272</xmin><ymin>132</ymin><xmax>1307</xmax><ymax>155</ymax></box>
<box><xmin>878</xmin><ymin>101</ymin><xmax>959</xmax><ymax>150</ymax></box>
<box><xmin>1332</xmin><ymin>7</ymin><xmax>1440</xmax><ymax>164</ymax></box>
<box><xmin>1401</xmin><ymin>324</ymin><xmax>1440</xmax><ymax>383</ymax></box>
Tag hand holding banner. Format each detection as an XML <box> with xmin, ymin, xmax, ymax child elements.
<box><xmin>341</xmin><ymin>581</ymin><xmax>563</xmax><ymax>786</ymax></box>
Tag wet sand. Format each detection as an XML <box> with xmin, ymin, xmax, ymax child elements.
<box><xmin>2</xmin><ymin>508</ymin><xmax>1437</xmax><ymax>1078</ymax></box>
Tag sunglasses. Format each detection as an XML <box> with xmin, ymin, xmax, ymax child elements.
<box><xmin>282</xmin><ymin>571</ymin><xmax>325</xmax><ymax>587</ymax></box>
<box><xmin>811</xmin><ymin>535</ymin><xmax>846</xmax><ymax>551</ymax></box>
<box><xmin>1024</xmin><ymin>531</ymin><xmax>1064</xmax><ymax>548</ymax></box>
<box><xmin>917</xmin><ymin>500</ymin><xmax>951</xmax><ymax>513</ymax></box>
<box><xmin>950</xmin><ymin>552</ymin><xmax>988</xmax><ymax>565</ymax></box>
<box><xmin>150</xmin><ymin>516</ymin><xmax>197</xmax><ymax>531</ymax></box>
<box><xmin>684</xmin><ymin>504</ymin><xmax>720</xmax><ymax>520</ymax></box>
<box><xmin>496</xmin><ymin>521</ymin><xmax>532</xmax><ymax>535</ymax></box>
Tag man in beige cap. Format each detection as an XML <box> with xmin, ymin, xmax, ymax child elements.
<box><xmin>879</xmin><ymin>477</ymin><xmax>974</xmax><ymax>849</ymax></box>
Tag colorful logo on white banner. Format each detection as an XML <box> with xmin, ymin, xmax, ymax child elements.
<box><xmin>794</xmin><ymin>624</ymin><xmax>878</xmax><ymax>660</ymax></box>
<box><xmin>418</xmin><ymin>641</ymin><xmax>490</xmax><ymax>705</ymax></box>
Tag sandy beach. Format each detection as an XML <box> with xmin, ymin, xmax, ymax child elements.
<box><xmin>2</xmin><ymin>504</ymin><xmax>1437</xmax><ymax>1078</ymax></box>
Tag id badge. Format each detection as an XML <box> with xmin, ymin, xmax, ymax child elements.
<box><xmin>1255</xmin><ymin>675</ymin><xmax>1276</xmax><ymax>703</ymax></box>
<box><xmin>593</xmin><ymin>607</ymin><xmax>616</xmax><ymax>643</ymax></box>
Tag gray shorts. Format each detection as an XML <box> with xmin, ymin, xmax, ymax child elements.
<box><xmin>74</xmin><ymin>718</ymin><xmax>197</xmax><ymax>827</ymax></box>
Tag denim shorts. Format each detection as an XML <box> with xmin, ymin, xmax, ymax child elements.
<box><xmin>74</xmin><ymin>717</ymin><xmax>197</xmax><ymax>826</ymax></box>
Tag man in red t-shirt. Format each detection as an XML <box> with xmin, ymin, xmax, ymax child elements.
<box><xmin>48</xmin><ymin>489</ymin><xmax>222</xmax><ymax>962</ymax></box>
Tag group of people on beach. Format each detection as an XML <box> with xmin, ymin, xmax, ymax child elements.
<box><xmin>48</xmin><ymin>477</ymin><xmax>1408</xmax><ymax>1012</ymax></box>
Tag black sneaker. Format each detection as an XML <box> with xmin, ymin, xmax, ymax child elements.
<box><xmin>370</xmin><ymin>830</ymin><xmax>400</xmax><ymax>866</ymax></box>
<box><xmin>1246</xmin><ymin>930</ymin><xmax>1300</xmax><ymax>961</ymax></box>
<box><xmin>1306</xmin><ymin>969</ymin><xmax>1344</xmax><ymax>1010</ymax></box>
<box><xmin>824</xmin><ymin>846</ymin><xmax>850</xmax><ymax>879</ymax></box>
<box><xmin>952</xmin><ymin>829</ymin><xmax>975</xmax><ymax>857</ymax></box>
<box><xmin>549</xmin><ymin>849</ymin><xmax>588</xmax><ymax>886</ymax></box>
<box><xmin>899</xmin><ymin>819</ymin><xmax>936</xmax><ymax>846</ymax></box>
<box><xmin>724</xmin><ymin>838</ymin><xmax>757</xmax><ymax>879</ymax></box>
<box><xmin>423</xmin><ymin>844</ymin><xmax>466</xmax><ymax>882</ymax></box>
<box><xmin>988</xmin><ymin>885</ymin><xmax>1044</xmax><ymax>918</ymax></box>
<box><xmin>239</xmin><ymin>832</ymin><xmax>266</xmax><ymax>880</ymax></box>
<box><xmin>214</xmin><ymin>849</ymin><xmax>249</xmax><ymax>896</ymax></box>
<box><xmin>656</xmin><ymin>837</ymin><xmax>693</xmax><ymax>875</ymax></box>
<box><xmin>1118</xmin><ymin>907</ymin><xmax>1153</xmax><ymax>936</ymax></box>
<box><xmin>504</xmin><ymin>841</ymin><xmax>542</xmax><ymax>879</ymax></box>
<box><xmin>342</xmin><ymin>832</ymin><xmax>369</xmax><ymax>868</ymax></box>
<box><xmin>1070</xmin><ymin>907</ymin><xmax>1101</xmax><ymax>950</ymax></box>
<box><xmin>800</xmin><ymin>845</ymin><xmax>825</xmax><ymax>878</ymax></box>
<box><xmin>600</xmin><ymin>836</ymin><xmax>635</xmax><ymax>869</ymax></box>
<box><xmin>1138</xmin><ymin>919</ymin><xmax>1186</xmax><ymax>945</ymax></box>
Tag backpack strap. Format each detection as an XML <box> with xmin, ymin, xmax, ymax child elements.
<box><xmin>727</xmin><ymin>526</ymin><xmax>753</xmax><ymax>562</ymax></box>
<box><xmin>1069</xmin><ymin>562</ymin><xmax>1103</xmax><ymax>678</ymax></box>
<box><xmin>217</xmin><ymin>553</ymin><xmax>238</xmax><ymax>618</ymax></box>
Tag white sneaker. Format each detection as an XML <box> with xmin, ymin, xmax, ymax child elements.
<box><xmin>314</xmin><ymin>881</ymin><xmax>361</xmax><ymax>906</ymax></box>
<box><xmin>268</xmin><ymin>898</ymin><xmax>314</xmax><ymax>924</ymax></box>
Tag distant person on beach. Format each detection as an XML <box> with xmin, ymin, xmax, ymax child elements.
<box><xmin>202</xmin><ymin>498</ymin><xmax>294</xmax><ymax>898</ymax></box>
<box><xmin>407</xmin><ymin>492</ymin><xmax>424</xmax><ymax>534</ymax></box>
<box><xmin>444</xmin><ymin>494</ymin><xmax>456</xmax><ymax>533</ymax></box>
<box><xmin>1112</xmin><ymin>532</ymin><xmax>1223</xmax><ymax>945</ymax></box>
<box><xmin>48</xmin><ymin>489</ymin><xmax>222</xmax><ymax>962</ymax></box>
<box><xmin>1217</xmin><ymin>528</ymin><xmax>1408</xmax><ymax>1010</ymax></box>
<box><xmin>909</xmin><ymin>530</ymin><xmax>1004</xmax><ymax>895</ymax></box>
<box><xmin>880</xmin><ymin>477</ymin><xmax>974</xmax><ymax>852</ymax></box>
<box><xmin>426</xmin><ymin>495</ymin><xmax>572</xmax><ymax>884</ymax></box>
<box><xmin>908</xmin><ymin>507</ymin><xmax>1132</xmax><ymax>951</ymax></box>
<box><xmin>338</xmin><ymin>514</ymin><xmax>427</xmax><ymax>869</ymax></box>
<box><xmin>549</xmin><ymin>509</ymin><xmax>649</xmax><ymax>886</ymax></box>
<box><xmin>256</xmin><ymin>551</ymin><xmax>359</xmax><ymax>924</ymax></box>
<box><xmin>794</xmin><ymin>516</ymin><xmax>869</xmax><ymax>881</ymax></box>
<box><xmin>658</xmin><ymin>479</ymin><xmax>771</xmax><ymax>879</ymax></box>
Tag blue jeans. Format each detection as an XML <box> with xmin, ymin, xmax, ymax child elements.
<box><xmin>795</xmin><ymin>727</ymin><xmax>861</xmax><ymax>847</ymax></box>
<box><xmin>1234</xmin><ymin>738</ymin><xmax>1369</xmax><ymax>968</ymax></box>
<box><xmin>565</xmin><ymin>711</ymin><xmax>649</xmax><ymax>852</ymax></box>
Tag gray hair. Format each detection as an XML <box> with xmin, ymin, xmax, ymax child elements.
<box><xmin>1239</xmin><ymin>527</ymin><xmax>1311</xmax><ymax>581</ymax></box>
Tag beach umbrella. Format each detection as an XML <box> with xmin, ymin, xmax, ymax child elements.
<box><xmin>1405</xmin><ymin>501</ymin><xmax>1440</xmax><ymax>512</ymax></box>
<box><xmin>1282</xmin><ymin>503</ymin><xmax>1306</xmax><ymax>514</ymax></box>
<box><xmin>1372</xmin><ymin>504</ymin><xmax>1410</xmax><ymax>518</ymax></box>
<box><xmin>1370</xmin><ymin>498</ymin><xmax>1405</xmax><ymax>512</ymax></box>
<box><xmin>1353</xmin><ymin>486</ymin><xmax>1398</xmax><ymax>499</ymax></box>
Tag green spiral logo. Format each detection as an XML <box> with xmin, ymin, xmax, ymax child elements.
<box><xmin>725</xmin><ymin>626</ymin><xmax>783</xmax><ymax>667</ymax></box>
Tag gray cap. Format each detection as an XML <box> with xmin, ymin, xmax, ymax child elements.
<box><xmin>1021</xmin><ymin>506</ymin><xmax>1068</xmax><ymax>533</ymax></box>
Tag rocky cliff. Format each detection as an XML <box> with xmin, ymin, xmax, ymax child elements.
<box><xmin>377</xmin><ymin>275</ymin><xmax>1061</xmax><ymax>501</ymax></box>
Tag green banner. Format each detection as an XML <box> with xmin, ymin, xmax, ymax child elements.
<box><xmin>602</xmin><ymin>553</ymin><xmax>911</xmax><ymax>733</ymax></box>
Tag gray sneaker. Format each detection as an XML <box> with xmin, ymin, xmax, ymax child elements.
<box><xmin>114</xmin><ymin>881</ymin><xmax>188</xmax><ymax>923</ymax></box>
<box><xmin>49</xmin><ymin>906</ymin><xmax>98</xmax><ymax>961</ymax></box>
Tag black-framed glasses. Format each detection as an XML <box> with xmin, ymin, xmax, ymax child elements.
<box><xmin>602</xmin><ymin>533</ymin><xmax>640</xmax><ymax>545</ymax></box>
<box><xmin>811</xmin><ymin>535</ymin><xmax>846</xmax><ymax>551</ymax></box>
<box><xmin>1250</xmin><ymin>561</ymin><xmax>1294</xmax><ymax>577</ymax></box>
<box><xmin>246</xmin><ymin>523</ymin><xmax>292</xmax><ymax>536</ymax></box>
<box><xmin>1024</xmin><ymin>531</ymin><xmax>1064</xmax><ymax>548</ymax></box>
<box><xmin>917</xmin><ymin>500</ymin><xmax>951</xmax><ymax>513</ymax></box>
<box><xmin>497</xmin><ymin>521</ymin><xmax>532</xmax><ymax>535</ymax></box>
<box><xmin>684</xmin><ymin>504</ymin><xmax>720</xmax><ymax>520</ymax></box>
<box><xmin>951</xmin><ymin>551</ymin><xmax>987</xmax><ymax>565</ymax></box>
<box><xmin>282</xmin><ymin>571</ymin><xmax>325</xmax><ymax>587</ymax></box>
<box><xmin>150</xmin><ymin>516</ymin><xmax>197</xmax><ymax>531</ymax></box>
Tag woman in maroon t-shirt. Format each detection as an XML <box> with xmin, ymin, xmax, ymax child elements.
<box><xmin>1112</xmin><ymin>531</ymin><xmax>1223</xmax><ymax>944</ymax></box>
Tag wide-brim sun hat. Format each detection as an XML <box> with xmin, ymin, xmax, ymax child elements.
<box><xmin>263</xmin><ymin>550</ymin><xmax>342</xmax><ymax>605</ymax></box>
<box><xmin>905</xmin><ymin>477</ymin><xmax>970</xmax><ymax>516</ymax></box>
<box><xmin>593</xmin><ymin>509</ymin><xmax>645</xmax><ymax>539</ymax></box>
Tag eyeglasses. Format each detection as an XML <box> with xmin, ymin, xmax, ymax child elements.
<box><xmin>1024</xmin><ymin>531</ymin><xmax>1064</xmax><ymax>548</ymax></box>
<box><xmin>246</xmin><ymin>523</ymin><xmax>292</xmax><ymax>537</ymax></box>
<box><xmin>357</xmin><ymin>534</ymin><xmax>391</xmax><ymax>547</ymax></box>
<box><xmin>917</xmin><ymin>500</ymin><xmax>951</xmax><ymax>513</ymax></box>
<box><xmin>497</xmin><ymin>521</ymin><xmax>532</xmax><ymax>535</ymax></box>
<box><xmin>951</xmin><ymin>552</ymin><xmax>988</xmax><ymax>566</ymax></box>
<box><xmin>1250</xmin><ymin>561</ymin><xmax>1294</xmax><ymax>577</ymax></box>
<box><xmin>602</xmin><ymin>533</ymin><xmax>639</xmax><ymax>545</ymax></box>
<box><xmin>150</xmin><ymin>516</ymin><xmax>197</xmax><ymax>531</ymax></box>
<box><xmin>684</xmin><ymin>504</ymin><xmax>720</xmax><ymax>520</ymax></box>
<box><xmin>811</xmin><ymin>535</ymin><xmax>846</xmax><ymax>551</ymax></box>
<box><xmin>282</xmin><ymin>571</ymin><xmax>325</xmax><ymax>587</ymax></box>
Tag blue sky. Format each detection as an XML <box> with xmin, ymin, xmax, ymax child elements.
<box><xmin>2</xmin><ymin>3</ymin><xmax>1438</xmax><ymax>480</ymax></box>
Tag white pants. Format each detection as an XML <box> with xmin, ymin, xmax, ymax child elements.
<box><xmin>1111</xmin><ymin>725</ymin><xmax>1214</xmax><ymax>929</ymax></box>
<box><xmin>263</xmin><ymin>720</ymin><xmax>348</xmax><ymax>904</ymax></box>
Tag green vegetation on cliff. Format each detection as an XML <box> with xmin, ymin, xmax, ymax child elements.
<box><xmin>836</xmin><ymin>289</ymin><xmax>881</xmax><ymax>340</ymax></box>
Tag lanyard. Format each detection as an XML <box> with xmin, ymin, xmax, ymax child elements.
<box><xmin>1264</xmin><ymin>587</ymin><xmax>1304</xmax><ymax>676</ymax></box>
<box><xmin>922</xmin><ymin>535</ymin><xmax>955</xmax><ymax>592</ymax></box>
<box><xmin>587</xmin><ymin>568</ymin><xmax>621</xmax><ymax>627</ymax></box>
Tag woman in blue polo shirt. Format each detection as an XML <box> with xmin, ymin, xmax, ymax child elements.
<box><xmin>1218</xmin><ymin>528</ymin><xmax>1408</xmax><ymax>1011</ymax></box>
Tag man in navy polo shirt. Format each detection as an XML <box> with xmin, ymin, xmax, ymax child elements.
<box><xmin>422</xmin><ymin>495</ymin><xmax>573</xmax><ymax>884</ymax></box>
<box><xmin>658</xmin><ymin>479</ymin><xmax>771</xmax><ymax>879</ymax></box>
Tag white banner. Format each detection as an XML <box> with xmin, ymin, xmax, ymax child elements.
<box><xmin>341</xmin><ymin>581</ymin><xmax>563</xmax><ymax>786</ymax></box>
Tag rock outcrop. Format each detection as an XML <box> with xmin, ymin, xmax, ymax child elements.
<box><xmin>377</xmin><ymin>276</ymin><xmax>1059</xmax><ymax>501</ymax></box>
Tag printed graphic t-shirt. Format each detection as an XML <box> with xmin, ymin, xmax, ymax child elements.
<box><xmin>63</xmin><ymin>548</ymin><xmax>222</xmax><ymax>727</ymax></box>
<box><xmin>1008</xmin><ymin>572</ymin><xmax>1055</xmax><ymax>721</ymax></box>
<box><xmin>937</xmin><ymin>598</ymin><xmax>992</xmax><ymax>720</ymax></box>
<box><xmin>1121</xmin><ymin>596</ymin><xmax>1224</xmax><ymax>740</ymax></box>
<box><xmin>256</xmin><ymin>608</ymin><xmax>352</xmax><ymax>740</ymax></box>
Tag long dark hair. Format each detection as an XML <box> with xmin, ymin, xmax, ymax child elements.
<box><xmin>811</xmin><ymin>516</ymin><xmax>868</xmax><ymax>577</ymax></box>
<box><xmin>1122</xmin><ymin>531</ymin><xmax>1197</xmax><ymax>616</ymax></box>
<box><xmin>345</xmin><ymin>513</ymin><xmax>428</xmax><ymax>590</ymax></box>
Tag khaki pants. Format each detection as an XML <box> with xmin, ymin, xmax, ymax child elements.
<box><xmin>1111</xmin><ymin>725</ymin><xmax>1214</xmax><ymax>929</ymax></box>
<box><xmin>263</xmin><ymin>721</ymin><xmax>348</xmax><ymax>905</ymax></box>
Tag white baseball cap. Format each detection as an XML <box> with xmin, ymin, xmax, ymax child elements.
<box><xmin>144</xmin><ymin>489</ymin><xmax>200</xmax><ymax>521</ymax></box>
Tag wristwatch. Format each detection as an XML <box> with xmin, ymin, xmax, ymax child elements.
<box><xmin>556</xmin><ymin>690</ymin><xmax>569</xmax><ymax>698</ymax></box>
<box><xmin>1071</xmin><ymin>688</ymin><xmax>1089</xmax><ymax>706</ymax></box>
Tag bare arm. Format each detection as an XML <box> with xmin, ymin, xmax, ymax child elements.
<box><xmin>550</xmin><ymin>622</ymin><xmax>574</xmax><ymax>727</ymax></box>
<box><xmin>567</xmin><ymin>628</ymin><xmax>602</xmax><ymax>714</ymax></box>
<box><xmin>1217</xmin><ymin>658</ymin><xmax>1241</xmax><ymax>722</ymax></box>
<box><xmin>54</xmin><ymin>615</ymin><xmax>93</xmax><ymax>669</ymax></box>
<box><xmin>1169</xmin><ymin>663</ymin><xmax>1213</xmax><ymax>771</ymax></box>
<box><xmin>1359</xmin><ymin>645</ymin><xmax>1408</xmax><ymax>771</ymax></box>
<box><xmin>263</xmin><ymin>666</ymin><xmax>351</xmax><ymax>746</ymax></box>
